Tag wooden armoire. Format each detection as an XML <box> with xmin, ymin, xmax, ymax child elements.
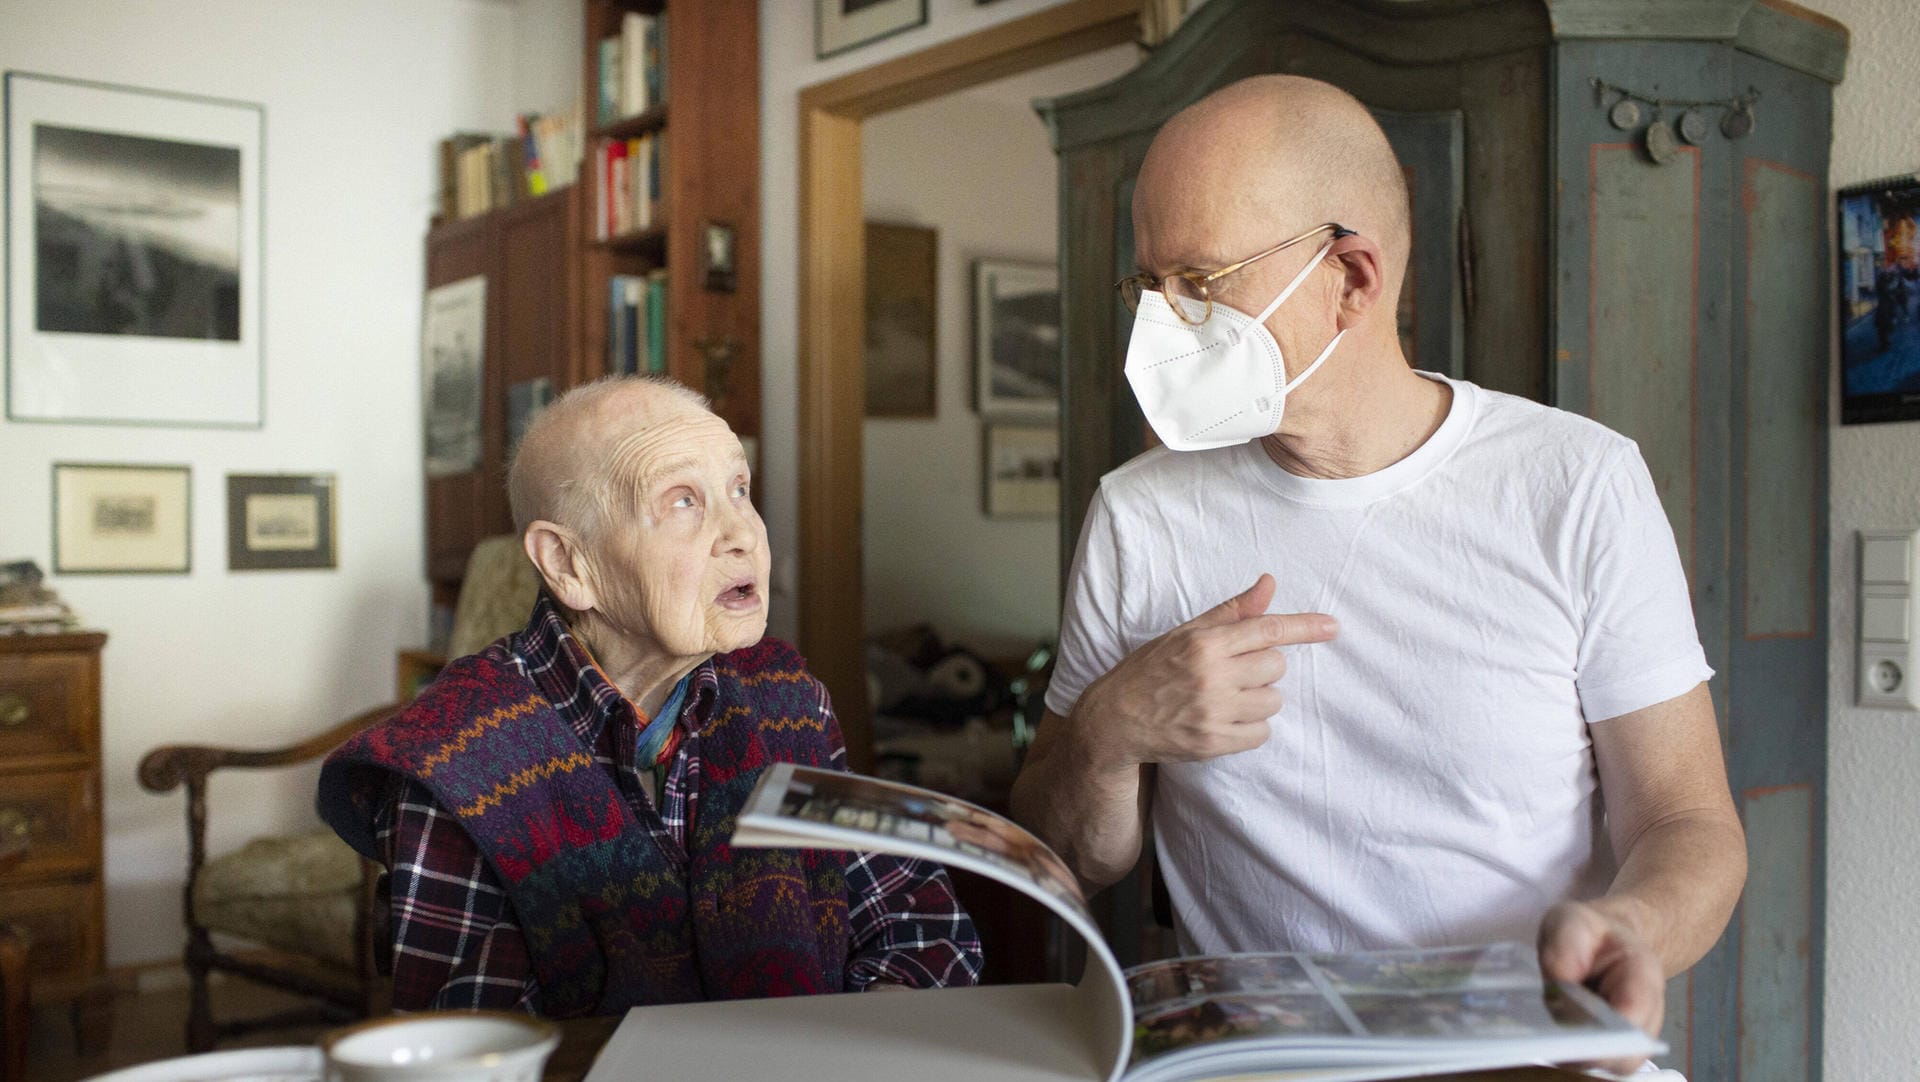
<box><xmin>1038</xmin><ymin>1</ymin><xmax>1845</xmax><ymax>1077</ymax></box>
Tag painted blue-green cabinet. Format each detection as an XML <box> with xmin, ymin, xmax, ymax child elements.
<box><xmin>1040</xmin><ymin>2</ymin><xmax>1845</xmax><ymax>1078</ymax></box>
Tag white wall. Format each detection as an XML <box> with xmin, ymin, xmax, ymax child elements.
<box><xmin>759</xmin><ymin>0</ymin><xmax>1137</xmax><ymax>645</ymax></box>
<box><xmin>861</xmin><ymin>47</ymin><xmax>1135</xmax><ymax>649</ymax></box>
<box><xmin>0</xmin><ymin>0</ymin><xmax>530</xmax><ymax>967</ymax></box>
<box><xmin>1797</xmin><ymin>0</ymin><xmax>1920</xmax><ymax>1074</ymax></box>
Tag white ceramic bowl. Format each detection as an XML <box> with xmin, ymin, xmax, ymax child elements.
<box><xmin>320</xmin><ymin>1011</ymin><xmax>560</xmax><ymax>1082</ymax></box>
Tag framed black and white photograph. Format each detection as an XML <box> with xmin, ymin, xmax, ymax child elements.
<box><xmin>52</xmin><ymin>462</ymin><xmax>191</xmax><ymax>574</ymax></box>
<box><xmin>983</xmin><ymin>423</ymin><xmax>1059</xmax><ymax>519</ymax></box>
<box><xmin>422</xmin><ymin>275</ymin><xmax>486</xmax><ymax>477</ymax></box>
<box><xmin>6</xmin><ymin>72</ymin><xmax>263</xmax><ymax>427</ymax></box>
<box><xmin>816</xmin><ymin>0</ymin><xmax>927</xmax><ymax>59</ymax></box>
<box><xmin>865</xmin><ymin>221</ymin><xmax>937</xmax><ymax>418</ymax></box>
<box><xmin>973</xmin><ymin>259</ymin><xmax>1060</xmax><ymax>420</ymax></box>
<box><xmin>226</xmin><ymin>473</ymin><xmax>336</xmax><ymax>571</ymax></box>
<box><xmin>1838</xmin><ymin>175</ymin><xmax>1920</xmax><ymax>424</ymax></box>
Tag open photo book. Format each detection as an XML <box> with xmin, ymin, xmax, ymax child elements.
<box><xmin>584</xmin><ymin>763</ymin><xmax>1663</xmax><ymax>1082</ymax></box>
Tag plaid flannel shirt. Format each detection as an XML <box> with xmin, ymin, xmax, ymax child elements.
<box><xmin>373</xmin><ymin>597</ymin><xmax>982</xmax><ymax>1012</ymax></box>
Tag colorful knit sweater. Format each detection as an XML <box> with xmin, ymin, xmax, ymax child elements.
<box><xmin>318</xmin><ymin>636</ymin><xmax>851</xmax><ymax>1017</ymax></box>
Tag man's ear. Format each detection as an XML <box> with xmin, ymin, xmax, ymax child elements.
<box><xmin>523</xmin><ymin>522</ymin><xmax>597</xmax><ymax>613</ymax></box>
<box><xmin>1331</xmin><ymin>233</ymin><xmax>1386</xmax><ymax>328</ymax></box>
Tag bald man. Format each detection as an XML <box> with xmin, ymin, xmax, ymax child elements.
<box><xmin>321</xmin><ymin>376</ymin><xmax>980</xmax><ymax>1016</ymax></box>
<box><xmin>1010</xmin><ymin>76</ymin><xmax>1744</xmax><ymax>1065</ymax></box>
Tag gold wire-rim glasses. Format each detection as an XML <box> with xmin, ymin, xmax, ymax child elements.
<box><xmin>1116</xmin><ymin>222</ymin><xmax>1354</xmax><ymax>326</ymax></box>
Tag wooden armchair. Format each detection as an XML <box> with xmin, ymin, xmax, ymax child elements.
<box><xmin>137</xmin><ymin>702</ymin><xmax>401</xmax><ymax>1051</ymax></box>
<box><xmin>135</xmin><ymin>534</ymin><xmax>543</xmax><ymax>1052</ymax></box>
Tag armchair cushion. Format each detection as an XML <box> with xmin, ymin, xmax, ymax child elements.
<box><xmin>191</xmin><ymin>830</ymin><xmax>363</xmax><ymax>969</ymax></box>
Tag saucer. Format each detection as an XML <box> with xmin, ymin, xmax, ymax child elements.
<box><xmin>81</xmin><ymin>1045</ymin><xmax>323</xmax><ymax>1082</ymax></box>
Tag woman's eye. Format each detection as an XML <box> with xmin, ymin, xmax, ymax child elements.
<box><xmin>732</xmin><ymin>484</ymin><xmax>749</xmax><ymax>499</ymax></box>
<box><xmin>672</xmin><ymin>494</ymin><xmax>696</xmax><ymax>510</ymax></box>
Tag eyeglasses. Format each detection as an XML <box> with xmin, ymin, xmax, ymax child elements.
<box><xmin>1116</xmin><ymin>222</ymin><xmax>1354</xmax><ymax>326</ymax></box>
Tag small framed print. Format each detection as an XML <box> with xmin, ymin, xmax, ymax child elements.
<box><xmin>52</xmin><ymin>463</ymin><xmax>191</xmax><ymax>574</ymax></box>
<box><xmin>701</xmin><ymin>220</ymin><xmax>737</xmax><ymax>293</ymax></box>
<box><xmin>226</xmin><ymin>473</ymin><xmax>336</xmax><ymax>571</ymax></box>
<box><xmin>816</xmin><ymin>0</ymin><xmax>927</xmax><ymax>59</ymax></box>
<box><xmin>983</xmin><ymin>423</ymin><xmax>1059</xmax><ymax>519</ymax></box>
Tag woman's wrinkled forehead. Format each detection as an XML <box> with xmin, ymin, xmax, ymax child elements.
<box><xmin>600</xmin><ymin>406</ymin><xmax>745</xmax><ymax>501</ymax></box>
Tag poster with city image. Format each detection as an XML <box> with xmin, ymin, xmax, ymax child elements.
<box><xmin>5</xmin><ymin>73</ymin><xmax>262</xmax><ymax>426</ymax></box>
<box><xmin>1838</xmin><ymin>175</ymin><xmax>1920</xmax><ymax>424</ymax></box>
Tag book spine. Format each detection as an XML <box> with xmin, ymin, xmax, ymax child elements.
<box><xmin>622</xmin><ymin>13</ymin><xmax>649</xmax><ymax>117</ymax></box>
<box><xmin>654</xmin><ymin>14</ymin><xmax>668</xmax><ymax>105</ymax></box>
<box><xmin>598</xmin><ymin>36</ymin><xmax>621</xmax><ymax>125</ymax></box>
<box><xmin>625</xmin><ymin>274</ymin><xmax>648</xmax><ymax>376</ymax></box>
<box><xmin>646</xmin><ymin>270</ymin><xmax>667</xmax><ymax>375</ymax></box>
<box><xmin>520</xmin><ymin>114</ymin><xmax>547</xmax><ymax>197</ymax></box>
<box><xmin>649</xmin><ymin>132</ymin><xmax>664</xmax><ymax>226</ymax></box>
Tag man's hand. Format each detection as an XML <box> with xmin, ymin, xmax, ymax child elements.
<box><xmin>1070</xmin><ymin>574</ymin><xmax>1337</xmax><ymax>772</ymax></box>
<box><xmin>1538</xmin><ymin>899</ymin><xmax>1665</xmax><ymax>1074</ymax></box>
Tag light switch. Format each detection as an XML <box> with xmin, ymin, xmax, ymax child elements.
<box><xmin>1863</xmin><ymin>536</ymin><xmax>1913</xmax><ymax>585</ymax></box>
<box><xmin>1862</xmin><ymin>594</ymin><xmax>1910</xmax><ymax>643</ymax></box>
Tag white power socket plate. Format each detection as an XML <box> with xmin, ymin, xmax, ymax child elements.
<box><xmin>1859</xmin><ymin>529</ymin><xmax>1919</xmax><ymax>711</ymax></box>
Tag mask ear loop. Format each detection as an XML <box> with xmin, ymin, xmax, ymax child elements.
<box><xmin>1231</xmin><ymin>238</ymin><xmax>1338</xmax><ymax>345</ymax></box>
<box><xmin>1282</xmin><ymin>327</ymin><xmax>1347</xmax><ymax>392</ymax></box>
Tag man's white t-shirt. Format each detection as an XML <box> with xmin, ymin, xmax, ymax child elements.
<box><xmin>1044</xmin><ymin>373</ymin><xmax>1712</xmax><ymax>956</ymax></box>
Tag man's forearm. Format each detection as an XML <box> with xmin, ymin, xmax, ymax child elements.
<box><xmin>1594</xmin><ymin>809</ymin><xmax>1748</xmax><ymax>976</ymax></box>
<box><xmin>1009</xmin><ymin>711</ymin><xmax>1148</xmax><ymax>891</ymax></box>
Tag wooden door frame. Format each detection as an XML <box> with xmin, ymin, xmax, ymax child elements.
<box><xmin>796</xmin><ymin>0</ymin><xmax>1141</xmax><ymax>770</ymax></box>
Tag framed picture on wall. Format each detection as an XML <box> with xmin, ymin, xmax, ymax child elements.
<box><xmin>816</xmin><ymin>0</ymin><xmax>927</xmax><ymax>59</ymax></box>
<box><xmin>225</xmin><ymin>473</ymin><xmax>336</xmax><ymax>571</ymax></box>
<box><xmin>865</xmin><ymin>221</ymin><xmax>937</xmax><ymax>418</ymax></box>
<box><xmin>421</xmin><ymin>275</ymin><xmax>487</xmax><ymax>477</ymax></box>
<box><xmin>52</xmin><ymin>462</ymin><xmax>191</xmax><ymax>574</ymax></box>
<box><xmin>1838</xmin><ymin>174</ymin><xmax>1920</xmax><ymax>424</ymax></box>
<box><xmin>5</xmin><ymin>72</ymin><xmax>264</xmax><ymax>427</ymax></box>
<box><xmin>983</xmin><ymin>423</ymin><xmax>1059</xmax><ymax>519</ymax></box>
<box><xmin>973</xmin><ymin>259</ymin><xmax>1060</xmax><ymax>420</ymax></box>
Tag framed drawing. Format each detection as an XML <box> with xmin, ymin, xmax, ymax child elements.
<box><xmin>226</xmin><ymin>473</ymin><xmax>336</xmax><ymax>571</ymax></box>
<box><xmin>52</xmin><ymin>462</ymin><xmax>191</xmax><ymax>574</ymax></box>
<box><xmin>973</xmin><ymin>259</ymin><xmax>1060</xmax><ymax>420</ymax></box>
<box><xmin>422</xmin><ymin>275</ymin><xmax>486</xmax><ymax>477</ymax></box>
<box><xmin>983</xmin><ymin>423</ymin><xmax>1059</xmax><ymax>519</ymax></box>
<box><xmin>865</xmin><ymin>221</ymin><xmax>936</xmax><ymax>418</ymax></box>
<box><xmin>816</xmin><ymin>0</ymin><xmax>926</xmax><ymax>59</ymax></box>
<box><xmin>1838</xmin><ymin>175</ymin><xmax>1920</xmax><ymax>424</ymax></box>
<box><xmin>5</xmin><ymin>72</ymin><xmax>263</xmax><ymax>427</ymax></box>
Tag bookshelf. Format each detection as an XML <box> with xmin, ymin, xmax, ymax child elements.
<box><xmin>422</xmin><ymin>0</ymin><xmax>761</xmax><ymax>596</ymax></box>
<box><xmin>580</xmin><ymin>0</ymin><xmax>761</xmax><ymax>441</ymax></box>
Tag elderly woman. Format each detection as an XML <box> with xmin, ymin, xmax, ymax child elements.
<box><xmin>319</xmin><ymin>377</ymin><xmax>981</xmax><ymax>1015</ymax></box>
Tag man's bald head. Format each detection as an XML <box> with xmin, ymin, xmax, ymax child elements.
<box><xmin>507</xmin><ymin>375</ymin><xmax>713</xmax><ymax>536</ymax></box>
<box><xmin>1134</xmin><ymin>75</ymin><xmax>1410</xmax><ymax>291</ymax></box>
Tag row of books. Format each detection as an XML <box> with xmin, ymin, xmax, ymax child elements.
<box><xmin>438</xmin><ymin>105</ymin><xmax>585</xmax><ymax>222</ymax></box>
<box><xmin>609</xmin><ymin>271</ymin><xmax>668</xmax><ymax>377</ymax></box>
<box><xmin>597</xmin><ymin>12</ymin><xmax>669</xmax><ymax>126</ymax></box>
<box><xmin>594</xmin><ymin>133</ymin><xmax>666</xmax><ymax>240</ymax></box>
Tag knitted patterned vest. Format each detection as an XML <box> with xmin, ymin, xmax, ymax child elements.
<box><xmin>317</xmin><ymin>637</ymin><xmax>851</xmax><ymax>1017</ymax></box>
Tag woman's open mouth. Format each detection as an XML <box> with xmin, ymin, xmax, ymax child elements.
<box><xmin>715</xmin><ymin>578</ymin><xmax>760</xmax><ymax>612</ymax></box>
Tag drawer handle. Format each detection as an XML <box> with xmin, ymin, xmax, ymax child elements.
<box><xmin>0</xmin><ymin>693</ymin><xmax>27</xmax><ymax>728</ymax></box>
<box><xmin>0</xmin><ymin>807</ymin><xmax>28</xmax><ymax>842</ymax></box>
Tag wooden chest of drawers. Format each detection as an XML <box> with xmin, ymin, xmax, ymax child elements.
<box><xmin>0</xmin><ymin>632</ymin><xmax>109</xmax><ymax>1050</ymax></box>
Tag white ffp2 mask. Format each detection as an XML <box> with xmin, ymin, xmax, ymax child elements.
<box><xmin>1123</xmin><ymin>239</ymin><xmax>1346</xmax><ymax>452</ymax></box>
